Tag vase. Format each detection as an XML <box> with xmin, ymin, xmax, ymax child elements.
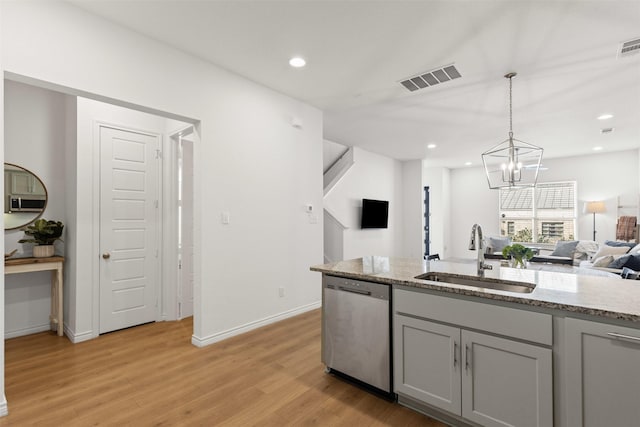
<box><xmin>511</xmin><ymin>256</ymin><xmax>527</xmax><ymax>269</ymax></box>
<box><xmin>33</xmin><ymin>245</ymin><xmax>54</xmax><ymax>258</ymax></box>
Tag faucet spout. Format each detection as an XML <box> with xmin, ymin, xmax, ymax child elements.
<box><xmin>469</xmin><ymin>224</ymin><xmax>492</xmax><ymax>275</ymax></box>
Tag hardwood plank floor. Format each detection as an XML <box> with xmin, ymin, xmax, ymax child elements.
<box><xmin>0</xmin><ymin>309</ymin><xmax>444</xmax><ymax>426</ymax></box>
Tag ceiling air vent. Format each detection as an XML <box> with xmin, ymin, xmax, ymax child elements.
<box><xmin>619</xmin><ymin>37</ymin><xmax>640</xmax><ymax>58</ymax></box>
<box><xmin>399</xmin><ymin>64</ymin><xmax>462</xmax><ymax>92</ymax></box>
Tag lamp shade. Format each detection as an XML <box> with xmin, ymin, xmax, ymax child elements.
<box><xmin>584</xmin><ymin>201</ymin><xmax>606</xmax><ymax>214</ymax></box>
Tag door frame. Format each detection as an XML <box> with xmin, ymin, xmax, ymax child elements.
<box><xmin>165</xmin><ymin>124</ymin><xmax>195</xmax><ymax>320</ymax></box>
<box><xmin>91</xmin><ymin>121</ymin><xmax>164</xmax><ymax>336</ymax></box>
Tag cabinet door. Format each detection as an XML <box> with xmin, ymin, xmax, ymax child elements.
<box><xmin>394</xmin><ymin>314</ymin><xmax>461</xmax><ymax>415</ymax></box>
<box><xmin>10</xmin><ymin>170</ymin><xmax>44</xmax><ymax>195</ymax></box>
<box><xmin>565</xmin><ymin>318</ymin><xmax>640</xmax><ymax>427</ymax></box>
<box><xmin>461</xmin><ymin>330</ymin><xmax>553</xmax><ymax>427</ymax></box>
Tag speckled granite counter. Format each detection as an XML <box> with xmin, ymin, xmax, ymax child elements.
<box><xmin>311</xmin><ymin>257</ymin><xmax>640</xmax><ymax>323</ymax></box>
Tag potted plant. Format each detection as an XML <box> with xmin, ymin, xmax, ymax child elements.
<box><xmin>18</xmin><ymin>219</ymin><xmax>64</xmax><ymax>258</ymax></box>
<box><xmin>502</xmin><ymin>243</ymin><xmax>534</xmax><ymax>269</ymax></box>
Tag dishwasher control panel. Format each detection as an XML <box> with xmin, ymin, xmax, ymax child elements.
<box><xmin>323</xmin><ymin>275</ymin><xmax>389</xmax><ymax>300</ymax></box>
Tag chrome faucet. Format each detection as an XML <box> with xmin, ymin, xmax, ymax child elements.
<box><xmin>469</xmin><ymin>224</ymin><xmax>493</xmax><ymax>275</ymax></box>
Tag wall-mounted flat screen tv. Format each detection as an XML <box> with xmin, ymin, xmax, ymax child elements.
<box><xmin>361</xmin><ymin>198</ymin><xmax>389</xmax><ymax>229</ymax></box>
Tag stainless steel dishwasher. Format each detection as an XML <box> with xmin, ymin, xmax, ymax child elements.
<box><xmin>322</xmin><ymin>275</ymin><xmax>392</xmax><ymax>395</ymax></box>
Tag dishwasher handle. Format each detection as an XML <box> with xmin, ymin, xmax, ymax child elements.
<box><xmin>337</xmin><ymin>286</ymin><xmax>372</xmax><ymax>296</ymax></box>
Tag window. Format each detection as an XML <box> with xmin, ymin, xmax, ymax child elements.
<box><xmin>499</xmin><ymin>181</ymin><xmax>576</xmax><ymax>244</ymax></box>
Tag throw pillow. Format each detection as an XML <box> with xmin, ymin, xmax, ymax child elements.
<box><xmin>551</xmin><ymin>240</ymin><xmax>579</xmax><ymax>258</ymax></box>
<box><xmin>609</xmin><ymin>253</ymin><xmax>640</xmax><ymax>270</ymax></box>
<box><xmin>629</xmin><ymin>243</ymin><xmax>640</xmax><ymax>254</ymax></box>
<box><xmin>575</xmin><ymin>240</ymin><xmax>599</xmax><ymax>260</ymax></box>
<box><xmin>593</xmin><ymin>245</ymin><xmax>630</xmax><ymax>260</ymax></box>
<box><xmin>604</xmin><ymin>240</ymin><xmax>637</xmax><ymax>249</ymax></box>
<box><xmin>623</xmin><ymin>253</ymin><xmax>640</xmax><ymax>270</ymax></box>
<box><xmin>488</xmin><ymin>236</ymin><xmax>511</xmax><ymax>253</ymax></box>
<box><xmin>592</xmin><ymin>255</ymin><xmax>614</xmax><ymax>268</ymax></box>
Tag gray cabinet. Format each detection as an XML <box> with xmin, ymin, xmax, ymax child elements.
<box><xmin>394</xmin><ymin>289</ymin><xmax>553</xmax><ymax>427</ymax></box>
<box><xmin>565</xmin><ymin>317</ymin><xmax>640</xmax><ymax>427</ymax></box>
<box><xmin>394</xmin><ymin>315</ymin><xmax>461</xmax><ymax>414</ymax></box>
<box><xmin>461</xmin><ymin>330</ymin><xmax>552</xmax><ymax>427</ymax></box>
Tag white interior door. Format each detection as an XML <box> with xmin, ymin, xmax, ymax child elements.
<box><xmin>99</xmin><ymin>125</ymin><xmax>160</xmax><ymax>334</ymax></box>
<box><xmin>178</xmin><ymin>137</ymin><xmax>194</xmax><ymax>318</ymax></box>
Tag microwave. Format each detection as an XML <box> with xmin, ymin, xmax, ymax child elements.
<box><xmin>8</xmin><ymin>195</ymin><xmax>46</xmax><ymax>212</ymax></box>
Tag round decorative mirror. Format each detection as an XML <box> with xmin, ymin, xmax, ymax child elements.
<box><xmin>4</xmin><ymin>163</ymin><xmax>48</xmax><ymax>230</ymax></box>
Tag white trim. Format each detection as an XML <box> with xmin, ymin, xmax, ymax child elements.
<box><xmin>191</xmin><ymin>301</ymin><xmax>321</xmax><ymax>348</ymax></box>
<box><xmin>4</xmin><ymin>324</ymin><xmax>51</xmax><ymax>340</ymax></box>
<box><xmin>63</xmin><ymin>325</ymin><xmax>94</xmax><ymax>343</ymax></box>
<box><xmin>0</xmin><ymin>395</ymin><xmax>7</xmax><ymax>417</ymax></box>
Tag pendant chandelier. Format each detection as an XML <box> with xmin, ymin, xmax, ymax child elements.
<box><xmin>482</xmin><ymin>72</ymin><xmax>543</xmax><ymax>189</ymax></box>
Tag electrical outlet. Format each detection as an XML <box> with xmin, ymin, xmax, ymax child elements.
<box><xmin>278</xmin><ymin>287</ymin><xmax>285</xmax><ymax>297</ymax></box>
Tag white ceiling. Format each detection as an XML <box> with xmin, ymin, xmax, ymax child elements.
<box><xmin>70</xmin><ymin>0</ymin><xmax>640</xmax><ymax>168</ymax></box>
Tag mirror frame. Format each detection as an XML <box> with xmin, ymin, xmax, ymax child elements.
<box><xmin>4</xmin><ymin>162</ymin><xmax>48</xmax><ymax>231</ymax></box>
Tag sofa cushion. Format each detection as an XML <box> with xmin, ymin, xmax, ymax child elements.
<box><xmin>488</xmin><ymin>236</ymin><xmax>511</xmax><ymax>253</ymax></box>
<box><xmin>604</xmin><ymin>240</ymin><xmax>637</xmax><ymax>249</ymax></box>
<box><xmin>551</xmin><ymin>240</ymin><xmax>579</xmax><ymax>258</ymax></box>
<box><xmin>592</xmin><ymin>255</ymin><xmax>614</xmax><ymax>268</ymax></box>
<box><xmin>593</xmin><ymin>245</ymin><xmax>630</xmax><ymax>260</ymax></box>
<box><xmin>629</xmin><ymin>243</ymin><xmax>640</xmax><ymax>254</ymax></box>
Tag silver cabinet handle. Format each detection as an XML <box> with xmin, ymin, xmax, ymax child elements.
<box><xmin>453</xmin><ymin>342</ymin><xmax>458</xmax><ymax>367</ymax></box>
<box><xmin>607</xmin><ymin>332</ymin><xmax>640</xmax><ymax>343</ymax></box>
<box><xmin>465</xmin><ymin>345</ymin><xmax>471</xmax><ymax>372</ymax></box>
<box><xmin>102</xmin><ymin>253</ymin><xmax>111</xmax><ymax>259</ymax></box>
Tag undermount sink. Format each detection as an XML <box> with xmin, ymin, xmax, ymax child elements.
<box><xmin>415</xmin><ymin>272</ymin><xmax>536</xmax><ymax>294</ymax></box>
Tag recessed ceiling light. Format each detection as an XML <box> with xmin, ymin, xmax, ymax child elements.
<box><xmin>597</xmin><ymin>114</ymin><xmax>613</xmax><ymax>120</ymax></box>
<box><xmin>464</xmin><ymin>161</ymin><xmax>472</xmax><ymax>166</ymax></box>
<box><xmin>593</xmin><ymin>146</ymin><xmax>603</xmax><ymax>151</ymax></box>
<box><xmin>289</xmin><ymin>57</ymin><xmax>306</xmax><ymax>68</ymax></box>
<box><xmin>427</xmin><ymin>143</ymin><xmax>437</xmax><ymax>149</ymax></box>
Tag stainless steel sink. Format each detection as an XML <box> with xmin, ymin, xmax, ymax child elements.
<box><xmin>415</xmin><ymin>272</ymin><xmax>536</xmax><ymax>294</ymax></box>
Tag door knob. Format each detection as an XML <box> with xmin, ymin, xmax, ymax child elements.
<box><xmin>102</xmin><ymin>253</ymin><xmax>111</xmax><ymax>259</ymax></box>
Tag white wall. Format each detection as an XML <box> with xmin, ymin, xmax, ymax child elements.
<box><xmin>447</xmin><ymin>150</ymin><xmax>640</xmax><ymax>257</ymax></box>
<box><xmin>0</xmin><ymin>0</ymin><xmax>323</xmax><ymax>408</ymax></box>
<box><xmin>4</xmin><ymin>81</ymin><xmax>69</xmax><ymax>338</ymax></box>
<box><xmin>323</xmin><ymin>139</ymin><xmax>348</xmax><ymax>173</ymax></box>
<box><xmin>324</xmin><ymin>146</ymin><xmax>403</xmax><ymax>259</ymax></box>
<box><xmin>423</xmin><ymin>166</ymin><xmax>452</xmax><ymax>259</ymax></box>
<box><xmin>0</xmin><ymin>3</ymin><xmax>6</xmax><ymax>412</ymax></box>
<box><xmin>402</xmin><ymin>160</ymin><xmax>423</xmax><ymax>259</ymax></box>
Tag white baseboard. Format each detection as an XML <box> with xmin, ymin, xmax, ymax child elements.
<box><xmin>191</xmin><ymin>301</ymin><xmax>321</xmax><ymax>348</ymax></box>
<box><xmin>4</xmin><ymin>324</ymin><xmax>51</xmax><ymax>340</ymax></box>
<box><xmin>64</xmin><ymin>325</ymin><xmax>95</xmax><ymax>343</ymax></box>
<box><xmin>0</xmin><ymin>394</ymin><xmax>8</xmax><ymax>417</ymax></box>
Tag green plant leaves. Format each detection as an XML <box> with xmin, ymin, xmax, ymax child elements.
<box><xmin>18</xmin><ymin>219</ymin><xmax>64</xmax><ymax>246</ymax></box>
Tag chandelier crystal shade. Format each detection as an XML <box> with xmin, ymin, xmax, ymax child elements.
<box><xmin>482</xmin><ymin>73</ymin><xmax>543</xmax><ymax>189</ymax></box>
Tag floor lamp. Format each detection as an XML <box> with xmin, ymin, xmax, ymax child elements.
<box><xmin>585</xmin><ymin>201</ymin><xmax>606</xmax><ymax>241</ymax></box>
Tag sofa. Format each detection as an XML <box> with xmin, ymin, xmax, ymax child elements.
<box><xmin>485</xmin><ymin>237</ymin><xmax>640</xmax><ymax>276</ymax></box>
<box><xmin>578</xmin><ymin>240</ymin><xmax>640</xmax><ymax>274</ymax></box>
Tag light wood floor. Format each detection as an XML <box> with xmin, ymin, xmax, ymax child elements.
<box><xmin>0</xmin><ymin>309</ymin><xmax>443</xmax><ymax>426</ymax></box>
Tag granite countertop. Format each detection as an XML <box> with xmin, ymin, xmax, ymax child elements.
<box><xmin>311</xmin><ymin>257</ymin><xmax>640</xmax><ymax>323</ymax></box>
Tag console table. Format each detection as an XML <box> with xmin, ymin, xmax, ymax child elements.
<box><xmin>5</xmin><ymin>256</ymin><xmax>64</xmax><ymax>336</ymax></box>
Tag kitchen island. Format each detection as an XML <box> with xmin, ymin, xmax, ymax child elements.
<box><xmin>312</xmin><ymin>257</ymin><xmax>640</xmax><ymax>427</ymax></box>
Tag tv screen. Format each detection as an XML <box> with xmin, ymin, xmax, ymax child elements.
<box><xmin>361</xmin><ymin>199</ymin><xmax>389</xmax><ymax>229</ymax></box>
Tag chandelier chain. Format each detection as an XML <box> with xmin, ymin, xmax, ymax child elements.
<box><xmin>509</xmin><ymin>74</ymin><xmax>513</xmax><ymax>137</ymax></box>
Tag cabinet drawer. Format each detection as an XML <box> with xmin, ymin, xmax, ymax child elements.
<box><xmin>394</xmin><ymin>289</ymin><xmax>552</xmax><ymax>345</ymax></box>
